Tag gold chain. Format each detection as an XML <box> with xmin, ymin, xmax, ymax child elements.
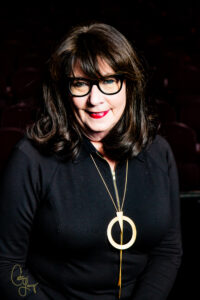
<box><xmin>90</xmin><ymin>154</ymin><xmax>128</xmax><ymax>212</ymax></box>
<box><xmin>90</xmin><ymin>154</ymin><xmax>129</xmax><ymax>299</ymax></box>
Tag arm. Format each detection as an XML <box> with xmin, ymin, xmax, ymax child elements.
<box><xmin>132</xmin><ymin>141</ymin><xmax>182</xmax><ymax>300</ymax></box>
<box><xmin>0</xmin><ymin>146</ymin><xmax>50</xmax><ymax>299</ymax></box>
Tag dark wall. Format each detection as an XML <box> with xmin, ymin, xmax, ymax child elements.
<box><xmin>0</xmin><ymin>3</ymin><xmax>200</xmax><ymax>298</ymax></box>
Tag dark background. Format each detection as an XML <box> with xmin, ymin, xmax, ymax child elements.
<box><xmin>0</xmin><ymin>0</ymin><xmax>200</xmax><ymax>299</ymax></box>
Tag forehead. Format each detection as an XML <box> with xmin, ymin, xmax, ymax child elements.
<box><xmin>73</xmin><ymin>58</ymin><xmax>114</xmax><ymax>77</ymax></box>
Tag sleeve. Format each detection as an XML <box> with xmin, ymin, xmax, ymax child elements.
<box><xmin>131</xmin><ymin>140</ymin><xmax>182</xmax><ymax>300</ymax></box>
<box><xmin>0</xmin><ymin>147</ymin><xmax>50</xmax><ymax>299</ymax></box>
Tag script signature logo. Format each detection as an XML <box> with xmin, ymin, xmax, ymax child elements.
<box><xmin>11</xmin><ymin>264</ymin><xmax>38</xmax><ymax>297</ymax></box>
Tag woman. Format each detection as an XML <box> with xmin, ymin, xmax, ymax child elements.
<box><xmin>0</xmin><ymin>23</ymin><xmax>182</xmax><ymax>300</ymax></box>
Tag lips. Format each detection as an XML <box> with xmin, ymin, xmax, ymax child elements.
<box><xmin>88</xmin><ymin>110</ymin><xmax>109</xmax><ymax>119</ymax></box>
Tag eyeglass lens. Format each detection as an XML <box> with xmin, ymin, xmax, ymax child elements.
<box><xmin>69</xmin><ymin>76</ymin><xmax>122</xmax><ymax>96</ymax></box>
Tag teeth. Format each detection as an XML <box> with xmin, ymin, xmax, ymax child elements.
<box><xmin>88</xmin><ymin>110</ymin><xmax>109</xmax><ymax>117</ymax></box>
<box><xmin>91</xmin><ymin>112</ymin><xmax>104</xmax><ymax>116</ymax></box>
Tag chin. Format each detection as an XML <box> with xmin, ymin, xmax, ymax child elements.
<box><xmin>85</xmin><ymin>127</ymin><xmax>110</xmax><ymax>140</ymax></box>
<box><xmin>90</xmin><ymin>125</ymin><xmax>112</xmax><ymax>133</ymax></box>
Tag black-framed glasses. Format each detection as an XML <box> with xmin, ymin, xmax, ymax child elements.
<box><xmin>67</xmin><ymin>74</ymin><xmax>124</xmax><ymax>97</ymax></box>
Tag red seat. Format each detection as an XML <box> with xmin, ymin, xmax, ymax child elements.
<box><xmin>179</xmin><ymin>101</ymin><xmax>200</xmax><ymax>141</ymax></box>
<box><xmin>10</xmin><ymin>67</ymin><xmax>41</xmax><ymax>100</ymax></box>
<box><xmin>162</xmin><ymin>121</ymin><xmax>200</xmax><ymax>191</ymax></box>
<box><xmin>155</xmin><ymin>99</ymin><xmax>176</xmax><ymax>124</ymax></box>
<box><xmin>163</xmin><ymin>122</ymin><xmax>198</xmax><ymax>163</ymax></box>
<box><xmin>167</xmin><ymin>57</ymin><xmax>200</xmax><ymax>95</ymax></box>
<box><xmin>177</xmin><ymin>162</ymin><xmax>200</xmax><ymax>191</ymax></box>
<box><xmin>0</xmin><ymin>102</ymin><xmax>35</xmax><ymax>130</ymax></box>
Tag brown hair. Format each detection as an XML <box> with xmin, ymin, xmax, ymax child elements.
<box><xmin>27</xmin><ymin>23</ymin><xmax>158</xmax><ymax>161</ymax></box>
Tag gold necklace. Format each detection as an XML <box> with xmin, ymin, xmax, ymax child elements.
<box><xmin>90</xmin><ymin>154</ymin><xmax>137</xmax><ymax>298</ymax></box>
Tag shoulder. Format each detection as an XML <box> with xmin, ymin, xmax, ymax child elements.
<box><xmin>1</xmin><ymin>136</ymin><xmax>61</xmax><ymax>195</ymax></box>
<box><xmin>14</xmin><ymin>136</ymin><xmax>58</xmax><ymax>164</ymax></box>
<box><xmin>147</xmin><ymin>134</ymin><xmax>172</xmax><ymax>154</ymax></box>
<box><xmin>143</xmin><ymin>134</ymin><xmax>176</xmax><ymax>172</ymax></box>
<box><xmin>135</xmin><ymin>135</ymin><xmax>172</xmax><ymax>162</ymax></box>
<box><xmin>4</xmin><ymin>136</ymin><xmax>60</xmax><ymax>177</ymax></box>
<box><xmin>14</xmin><ymin>136</ymin><xmax>46</xmax><ymax>158</ymax></box>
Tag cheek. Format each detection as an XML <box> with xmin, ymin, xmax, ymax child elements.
<box><xmin>71</xmin><ymin>97</ymin><xmax>86</xmax><ymax>111</ymax></box>
<box><xmin>112</xmin><ymin>92</ymin><xmax>126</xmax><ymax>113</ymax></box>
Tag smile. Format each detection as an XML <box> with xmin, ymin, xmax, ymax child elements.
<box><xmin>87</xmin><ymin>110</ymin><xmax>109</xmax><ymax>119</ymax></box>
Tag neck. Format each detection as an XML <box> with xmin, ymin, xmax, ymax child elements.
<box><xmin>90</xmin><ymin>140</ymin><xmax>116</xmax><ymax>172</ymax></box>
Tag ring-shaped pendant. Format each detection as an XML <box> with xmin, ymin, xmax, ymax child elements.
<box><xmin>107</xmin><ymin>214</ymin><xmax>137</xmax><ymax>250</ymax></box>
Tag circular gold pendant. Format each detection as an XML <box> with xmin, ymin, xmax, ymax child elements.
<box><xmin>107</xmin><ymin>211</ymin><xmax>137</xmax><ymax>250</ymax></box>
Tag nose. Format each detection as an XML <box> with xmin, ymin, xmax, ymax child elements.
<box><xmin>87</xmin><ymin>84</ymin><xmax>104</xmax><ymax>106</ymax></box>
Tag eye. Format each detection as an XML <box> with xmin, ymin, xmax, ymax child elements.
<box><xmin>102</xmin><ymin>77</ymin><xmax>117</xmax><ymax>85</ymax></box>
<box><xmin>71</xmin><ymin>80</ymin><xmax>89</xmax><ymax>88</ymax></box>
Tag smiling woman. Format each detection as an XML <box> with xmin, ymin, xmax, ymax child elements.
<box><xmin>0</xmin><ymin>23</ymin><xmax>182</xmax><ymax>300</ymax></box>
<box><xmin>27</xmin><ymin>23</ymin><xmax>153</xmax><ymax>162</ymax></box>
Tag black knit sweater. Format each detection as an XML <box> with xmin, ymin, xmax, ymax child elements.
<box><xmin>0</xmin><ymin>135</ymin><xmax>182</xmax><ymax>299</ymax></box>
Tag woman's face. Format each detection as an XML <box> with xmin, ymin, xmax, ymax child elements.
<box><xmin>70</xmin><ymin>59</ymin><xmax>126</xmax><ymax>141</ymax></box>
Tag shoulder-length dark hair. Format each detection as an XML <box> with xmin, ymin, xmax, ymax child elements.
<box><xmin>27</xmin><ymin>22</ymin><xmax>158</xmax><ymax>161</ymax></box>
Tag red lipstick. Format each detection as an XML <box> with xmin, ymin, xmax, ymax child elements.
<box><xmin>88</xmin><ymin>110</ymin><xmax>109</xmax><ymax>119</ymax></box>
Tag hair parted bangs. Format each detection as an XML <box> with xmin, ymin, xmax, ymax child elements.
<box><xmin>27</xmin><ymin>22</ymin><xmax>158</xmax><ymax>161</ymax></box>
<box><xmin>57</xmin><ymin>23</ymin><xmax>142</xmax><ymax>82</ymax></box>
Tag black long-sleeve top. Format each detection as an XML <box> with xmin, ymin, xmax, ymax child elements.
<box><xmin>0</xmin><ymin>134</ymin><xmax>182</xmax><ymax>300</ymax></box>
